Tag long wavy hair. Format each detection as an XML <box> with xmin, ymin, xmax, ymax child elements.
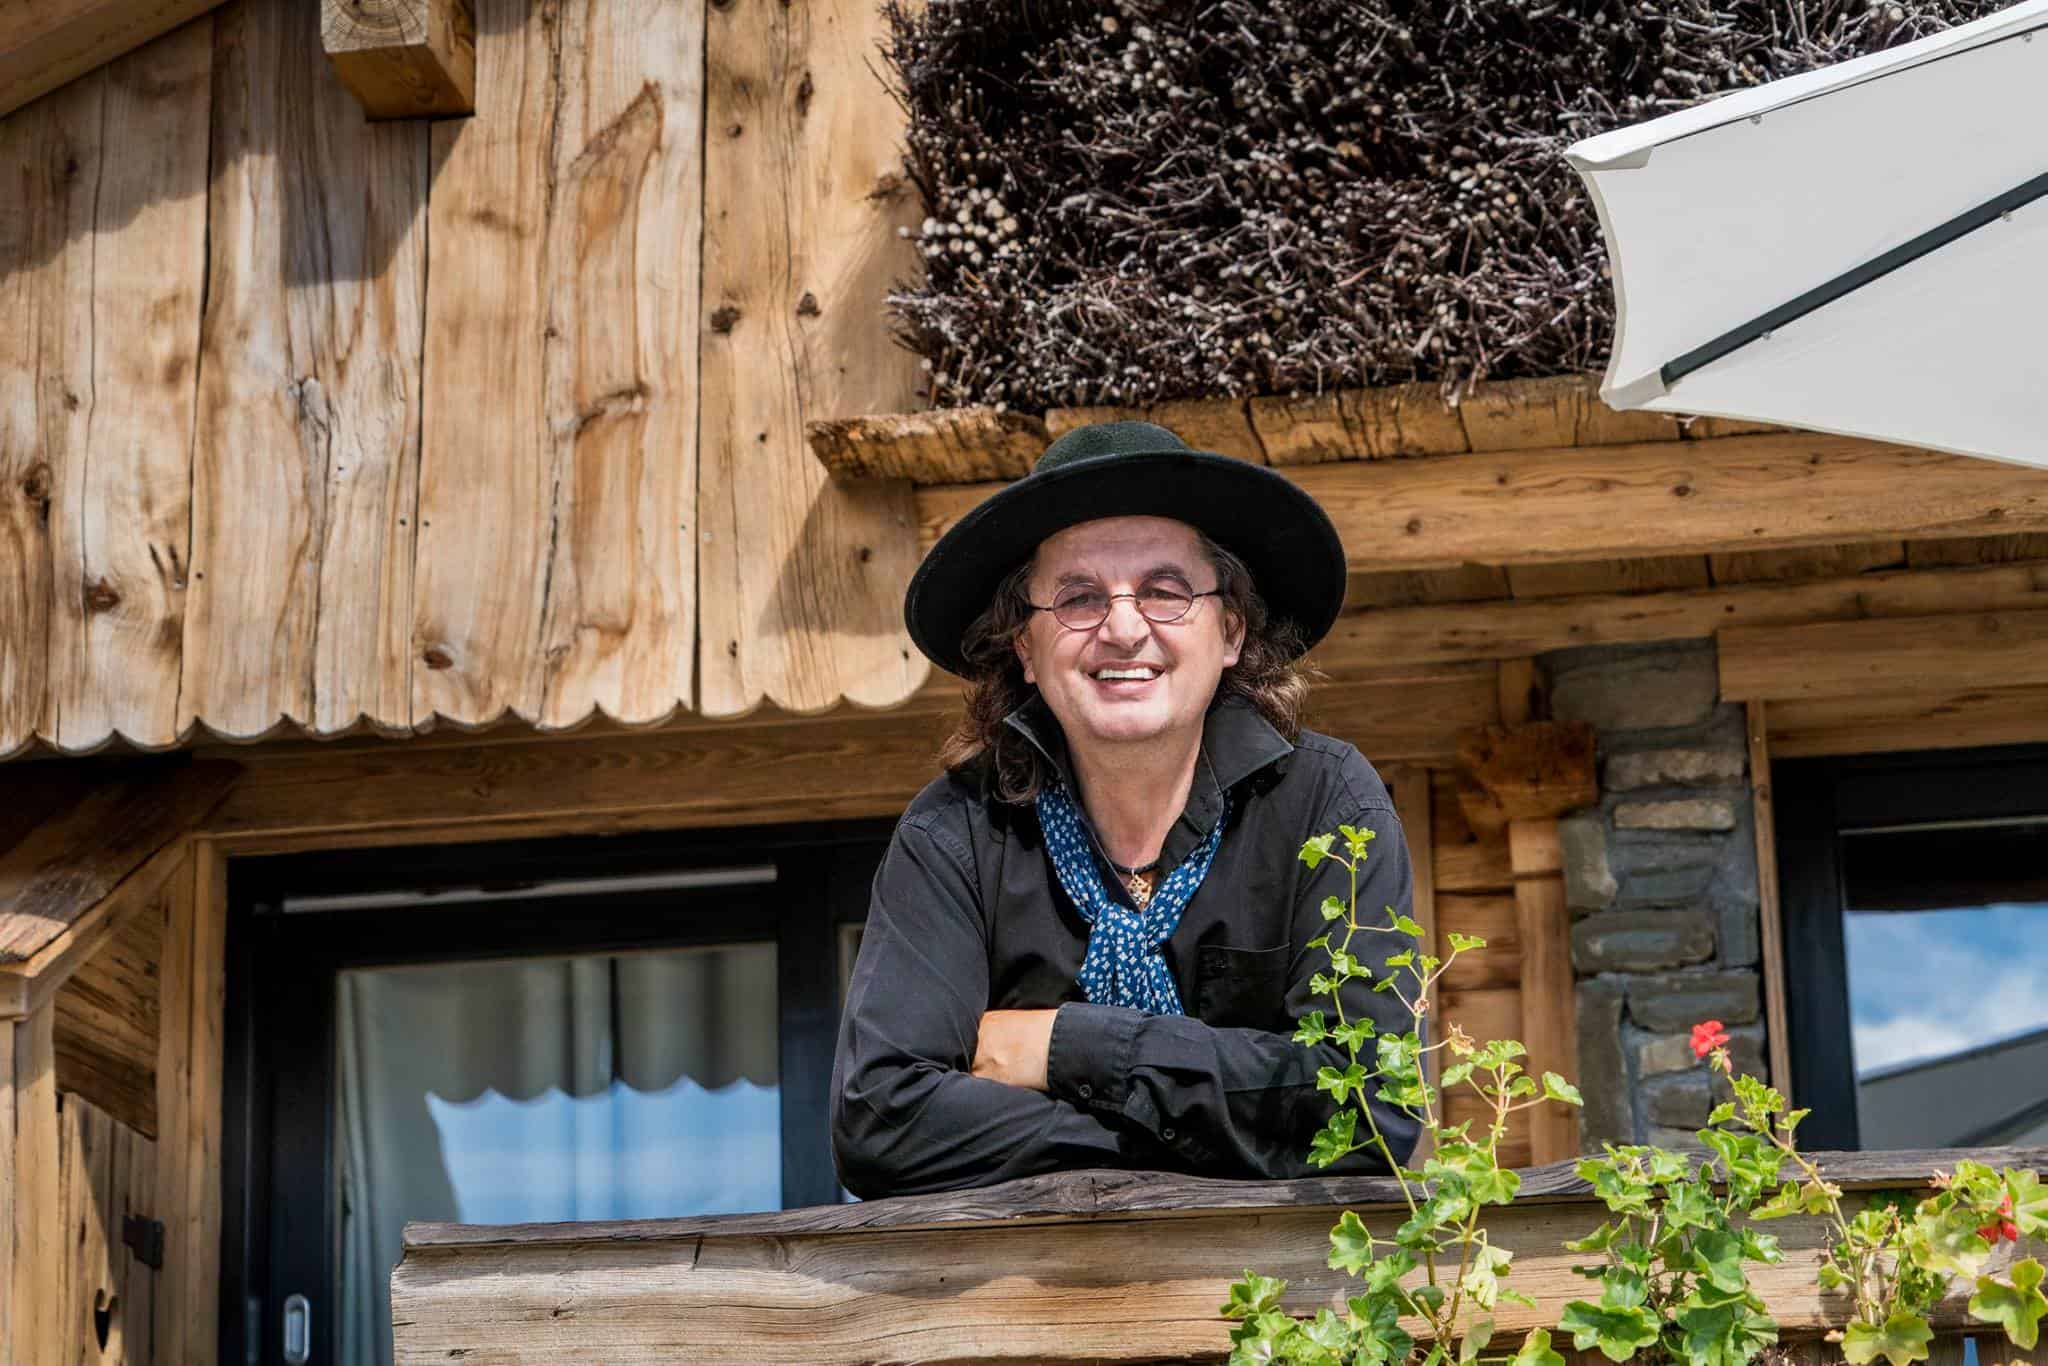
<box><xmin>937</xmin><ymin>533</ymin><xmax>1313</xmax><ymax>802</ymax></box>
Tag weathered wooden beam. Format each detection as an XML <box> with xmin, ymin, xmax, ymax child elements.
<box><xmin>0</xmin><ymin>761</ymin><xmax>234</xmax><ymax>964</ymax></box>
<box><xmin>809</xmin><ymin>407</ymin><xmax>1049</xmax><ymax>482</ymax></box>
<box><xmin>1721</xmin><ymin>608</ymin><xmax>2048</xmax><ymax>702</ymax></box>
<box><xmin>808</xmin><ymin>377</ymin><xmax>1697</xmax><ymax>482</ymax></box>
<box><xmin>1767</xmin><ymin>680</ymin><xmax>2048</xmax><ymax>759</ymax></box>
<box><xmin>320</xmin><ymin>0</ymin><xmax>474</xmax><ymax>119</ymax></box>
<box><xmin>391</xmin><ymin>1151</ymin><xmax>2046</xmax><ymax>1365</ymax></box>
<box><xmin>1456</xmin><ymin>723</ymin><xmax>1597</xmax><ymax>824</ymax></box>
<box><xmin>198</xmin><ymin>665</ymin><xmax>1499</xmax><ymax>854</ymax></box>
<box><xmin>1316</xmin><ymin>559</ymin><xmax>2048</xmax><ymax>671</ymax></box>
<box><xmin>1747</xmin><ymin>700</ymin><xmax>1795</xmax><ymax>1102</ymax></box>
<box><xmin>917</xmin><ymin>434</ymin><xmax>2048</xmax><ymax>572</ymax></box>
<box><xmin>1509</xmin><ymin>819</ymin><xmax>1579</xmax><ymax>1164</ymax></box>
<box><xmin>0</xmin><ymin>0</ymin><xmax>220</xmax><ymax>119</ymax></box>
<box><xmin>5</xmin><ymin>1008</ymin><xmax>62</xmax><ymax>1366</ymax></box>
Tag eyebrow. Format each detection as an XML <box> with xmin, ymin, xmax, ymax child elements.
<box><xmin>1052</xmin><ymin>562</ymin><xmax>1194</xmax><ymax>589</ymax></box>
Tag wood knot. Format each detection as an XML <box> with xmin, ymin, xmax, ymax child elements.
<box><xmin>796</xmin><ymin>292</ymin><xmax>820</xmax><ymax>317</ymax></box>
<box><xmin>422</xmin><ymin>646</ymin><xmax>455</xmax><ymax>670</ymax></box>
<box><xmin>867</xmin><ymin>171</ymin><xmax>904</xmax><ymax>200</ymax></box>
<box><xmin>794</xmin><ymin>70</ymin><xmax>814</xmax><ymax>118</ymax></box>
<box><xmin>1404</xmin><ymin>517</ymin><xmax>1423</xmax><ymax>535</ymax></box>
<box><xmin>726</xmin><ymin>122</ymin><xmax>744</xmax><ymax>137</ymax></box>
<box><xmin>1672</xmin><ymin>483</ymin><xmax>1694</xmax><ymax>497</ymax></box>
<box><xmin>84</xmin><ymin>579</ymin><xmax>121</xmax><ymax>613</ymax></box>
<box><xmin>709</xmin><ymin>305</ymin><xmax>742</xmax><ymax>333</ymax></box>
<box><xmin>19</xmin><ymin>463</ymin><xmax>51</xmax><ymax>505</ymax></box>
<box><xmin>856</xmin><ymin>545</ymin><xmax>873</xmax><ymax>563</ymax></box>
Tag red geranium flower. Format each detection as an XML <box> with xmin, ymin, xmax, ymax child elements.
<box><xmin>1690</xmin><ymin>1020</ymin><xmax>1731</xmax><ymax>1059</ymax></box>
<box><xmin>1979</xmin><ymin>1194</ymin><xmax>2020</xmax><ymax>1244</ymax></box>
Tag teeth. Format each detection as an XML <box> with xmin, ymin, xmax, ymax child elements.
<box><xmin>1094</xmin><ymin>667</ymin><xmax>1158</xmax><ymax>681</ymax></box>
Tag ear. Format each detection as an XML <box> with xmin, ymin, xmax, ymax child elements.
<box><xmin>1013</xmin><ymin>627</ymin><xmax>1037</xmax><ymax>685</ymax></box>
<box><xmin>1220</xmin><ymin>610</ymin><xmax>1245</xmax><ymax>670</ymax></box>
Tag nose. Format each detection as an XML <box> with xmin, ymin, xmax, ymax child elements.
<box><xmin>1096</xmin><ymin>594</ymin><xmax>1151</xmax><ymax>649</ymax></box>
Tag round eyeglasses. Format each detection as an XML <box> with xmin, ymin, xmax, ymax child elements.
<box><xmin>1026</xmin><ymin>580</ymin><xmax>1224</xmax><ymax>631</ymax></box>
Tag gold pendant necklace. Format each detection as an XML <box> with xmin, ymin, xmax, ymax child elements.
<box><xmin>1126</xmin><ymin>869</ymin><xmax>1156</xmax><ymax>908</ymax></box>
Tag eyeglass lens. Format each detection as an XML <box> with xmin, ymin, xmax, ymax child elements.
<box><xmin>1051</xmin><ymin>578</ymin><xmax>1197</xmax><ymax>629</ymax></box>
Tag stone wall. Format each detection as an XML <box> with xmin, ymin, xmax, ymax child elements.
<box><xmin>1545</xmin><ymin>639</ymin><xmax>1770</xmax><ymax>1151</ymax></box>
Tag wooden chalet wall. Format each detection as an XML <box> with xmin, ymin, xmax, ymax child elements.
<box><xmin>0</xmin><ymin>0</ymin><xmax>925</xmax><ymax>761</ymax></box>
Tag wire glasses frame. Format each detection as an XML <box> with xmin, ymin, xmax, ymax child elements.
<box><xmin>1025</xmin><ymin>582</ymin><xmax>1225</xmax><ymax>632</ymax></box>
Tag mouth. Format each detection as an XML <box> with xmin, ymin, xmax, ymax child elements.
<box><xmin>1087</xmin><ymin>664</ymin><xmax>1163</xmax><ymax>690</ymax></box>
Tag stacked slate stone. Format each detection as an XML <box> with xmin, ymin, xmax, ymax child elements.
<box><xmin>881</xmin><ymin>0</ymin><xmax>2002</xmax><ymax>413</ymax></box>
<box><xmin>1547</xmin><ymin>641</ymin><xmax>1766</xmax><ymax>1150</ymax></box>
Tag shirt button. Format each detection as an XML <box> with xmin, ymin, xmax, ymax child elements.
<box><xmin>1078</xmin><ymin>1084</ymin><xmax>1093</xmax><ymax>1099</ymax></box>
<box><xmin>1162</xmin><ymin>1127</ymin><xmax>1176</xmax><ymax>1141</ymax></box>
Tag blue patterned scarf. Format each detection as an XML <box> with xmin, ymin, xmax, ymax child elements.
<box><xmin>1035</xmin><ymin>780</ymin><xmax>1228</xmax><ymax>1016</ymax></box>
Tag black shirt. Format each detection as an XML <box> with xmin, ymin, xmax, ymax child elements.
<box><xmin>830</xmin><ymin>692</ymin><xmax>1422</xmax><ymax>1197</ymax></box>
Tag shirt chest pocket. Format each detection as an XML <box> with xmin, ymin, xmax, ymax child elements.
<box><xmin>1192</xmin><ymin>943</ymin><xmax>1293</xmax><ymax>1032</ymax></box>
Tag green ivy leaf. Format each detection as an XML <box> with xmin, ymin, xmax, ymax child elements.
<box><xmin>1558</xmin><ymin>1299</ymin><xmax>1661</xmax><ymax>1361</ymax></box>
<box><xmin>1308</xmin><ymin>1109</ymin><xmax>1359</xmax><ymax>1168</ymax></box>
<box><xmin>1508</xmin><ymin>1328</ymin><xmax>1566</xmax><ymax>1366</ymax></box>
<box><xmin>1708</xmin><ymin>1101</ymin><xmax>1737</xmax><ymax>1127</ymax></box>
<box><xmin>1310</xmin><ymin>972</ymin><xmax>1340</xmax><ymax>997</ymax></box>
<box><xmin>1460</xmin><ymin>1244</ymin><xmax>1514</xmax><ymax>1311</ymax></box>
<box><xmin>1446</xmin><ymin>931</ymin><xmax>1488</xmax><ymax>953</ymax></box>
<box><xmin>1394</xmin><ymin>913</ymin><xmax>1425</xmax><ymax>938</ymax></box>
<box><xmin>1293</xmin><ymin>1011</ymin><xmax>1329</xmax><ymax>1047</ymax></box>
<box><xmin>1328</xmin><ymin>1210</ymin><xmax>1375</xmax><ymax>1275</ymax></box>
<box><xmin>1470</xmin><ymin>1164</ymin><xmax>1522</xmax><ymax>1207</ymax></box>
<box><xmin>1687</xmin><ymin>1228</ymin><xmax>1749</xmax><ymax>1298</ymax></box>
<box><xmin>2008</xmin><ymin>1170</ymin><xmax>2048</xmax><ymax>1239</ymax></box>
<box><xmin>1541</xmin><ymin>1071</ymin><xmax>1584</xmax><ymax>1107</ymax></box>
<box><xmin>1970</xmin><ymin>1257</ymin><xmax>2048</xmax><ymax>1351</ymax></box>
<box><xmin>1317</xmin><ymin>1061</ymin><xmax>1370</xmax><ymax>1105</ymax></box>
<box><xmin>1319</xmin><ymin>894</ymin><xmax>1346</xmax><ymax>922</ymax></box>
<box><xmin>1299</xmin><ymin>834</ymin><xmax>1336</xmax><ymax>869</ymax></box>
<box><xmin>1220</xmin><ymin>1270</ymin><xmax>1287</xmax><ymax>1320</ymax></box>
<box><xmin>1384</xmin><ymin>950</ymin><xmax>1414</xmax><ymax>970</ymax></box>
<box><xmin>1839</xmin><ymin>1312</ymin><xmax>1934</xmax><ymax>1366</ymax></box>
<box><xmin>1333</xmin><ymin>1019</ymin><xmax>1377</xmax><ymax>1052</ymax></box>
<box><xmin>1458</xmin><ymin>1318</ymin><xmax>1494</xmax><ymax>1363</ymax></box>
<box><xmin>1441</xmin><ymin>1060</ymin><xmax>1475</xmax><ymax>1089</ymax></box>
<box><xmin>1564</xmin><ymin>1221</ymin><xmax>1618</xmax><ymax>1254</ymax></box>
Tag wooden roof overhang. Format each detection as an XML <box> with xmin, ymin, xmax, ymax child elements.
<box><xmin>388</xmin><ymin>1148</ymin><xmax>2048</xmax><ymax>1364</ymax></box>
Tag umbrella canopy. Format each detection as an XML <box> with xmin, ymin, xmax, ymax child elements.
<box><xmin>1567</xmin><ymin>0</ymin><xmax>2048</xmax><ymax>468</ymax></box>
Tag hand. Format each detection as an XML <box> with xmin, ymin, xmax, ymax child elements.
<box><xmin>972</xmin><ymin>1008</ymin><xmax>1058</xmax><ymax>1091</ymax></box>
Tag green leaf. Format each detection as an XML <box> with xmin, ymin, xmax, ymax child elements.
<box><xmin>1460</xmin><ymin>1244</ymin><xmax>1514</xmax><ymax>1311</ymax></box>
<box><xmin>1564</xmin><ymin>1221</ymin><xmax>1618</xmax><ymax>1254</ymax></box>
<box><xmin>1707</xmin><ymin>1101</ymin><xmax>1737</xmax><ymax>1127</ymax></box>
<box><xmin>1839</xmin><ymin>1312</ymin><xmax>1934</xmax><ymax>1366</ymax></box>
<box><xmin>1310</xmin><ymin>972</ymin><xmax>1340</xmax><ymax>997</ymax></box>
<box><xmin>1309</xmin><ymin>1109</ymin><xmax>1359</xmax><ymax>1168</ymax></box>
<box><xmin>1300</xmin><ymin>834</ymin><xmax>1336</xmax><ymax>869</ymax></box>
<box><xmin>1458</xmin><ymin>1318</ymin><xmax>1493</xmax><ymax>1363</ymax></box>
<box><xmin>1687</xmin><ymin>1228</ymin><xmax>1749</xmax><ymax>1297</ymax></box>
<box><xmin>1220</xmin><ymin>1270</ymin><xmax>1287</xmax><ymax>1320</ymax></box>
<box><xmin>1293</xmin><ymin>1011</ymin><xmax>1330</xmax><ymax>1047</ymax></box>
<box><xmin>1970</xmin><ymin>1257</ymin><xmax>2048</xmax><ymax>1351</ymax></box>
<box><xmin>1317</xmin><ymin>1061</ymin><xmax>1370</xmax><ymax>1105</ymax></box>
<box><xmin>1508</xmin><ymin>1328</ymin><xmax>1566</xmax><ymax>1366</ymax></box>
<box><xmin>1558</xmin><ymin>1300</ymin><xmax>1661</xmax><ymax>1361</ymax></box>
<box><xmin>1394</xmin><ymin>914</ymin><xmax>1425</xmax><ymax>938</ymax></box>
<box><xmin>1470</xmin><ymin>1164</ymin><xmax>1522</xmax><ymax>1206</ymax></box>
<box><xmin>1384</xmin><ymin>950</ymin><xmax>1414</xmax><ymax>969</ymax></box>
<box><xmin>1446</xmin><ymin>931</ymin><xmax>1488</xmax><ymax>953</ymax></box>
<box><xmin>2006</xmin><ymin>1168</ymin><xmax>2048</xmax><ymax>1239</ymax></box>
<box><xmin>1440</xmin><ymin>1060</ymin><xmax>1475</xmax><ymax>1089</ymax></box>
<box><xmin>1319</xmin><ymin>894</ymin><xmax>1346</xmax><ymax>922</ymax></box>
<box><xmin>1541</xmin><ymin>1071</ymin><xmax>1584</xmax><ymax>1107</ymax></box>
<box><xmin>1328</xmin><ymin>1210</ymin><xmax>1374</xmax><ymax>1275</ymax></box>
<box><xmin>1673</xmin><ymin>1299</ymin><xmax>1779</xmax><ymax>1366</ymax></box>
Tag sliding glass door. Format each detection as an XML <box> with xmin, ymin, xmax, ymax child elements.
<box><xmin>223</xmin><ymin>824</ymin><xmax>887</xmax><ymax>1366</ymax></box>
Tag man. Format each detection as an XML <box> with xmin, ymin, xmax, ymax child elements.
<box><xmin>831</xmin><ymin>421</ymin><xmax>1419</xmax><ymax>1197</ymax></box>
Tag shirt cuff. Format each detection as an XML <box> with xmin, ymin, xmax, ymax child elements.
<box><xmin>1047</xmin><ymin>1002</ymin><xmax>1143</xmax><ymax>1112</ymax></box>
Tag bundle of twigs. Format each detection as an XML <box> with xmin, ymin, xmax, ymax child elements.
<box><xmin>881</xmin><ymin>0</ymin><xmax>1999</xmax><ymax>411</ymax></box>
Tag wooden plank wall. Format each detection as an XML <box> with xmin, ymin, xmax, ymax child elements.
<box><xmin>58</xmin><ymin>1094</ymin><xmax>160</xmax><ymax>1365</ymax></box>
<box><xmin>0</xmin><ymin>0</ymin><xmax>925</xmax><ymax>759</ymax></box>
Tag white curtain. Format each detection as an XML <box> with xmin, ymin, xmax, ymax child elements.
<box><xmin>334</xmin><ymin>944</ymin><xmax>779</xmax><ymax>1366</ymax></box>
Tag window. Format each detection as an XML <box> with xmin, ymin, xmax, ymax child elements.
<box><xmin>222</xmin><ymin>824</ymin><xmax>887</xmax><ymax>1366</ymax></box>
<box><xmin>1773</xmin><ymin>744</ymin><xmax>2048</xmax><ymax>1151</ymax></box>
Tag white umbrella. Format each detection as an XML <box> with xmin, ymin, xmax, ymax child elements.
<box><xmin>1566</xmin><ymin>0</ymin><xmax>2048</xmax><ymax>469</ymax></box>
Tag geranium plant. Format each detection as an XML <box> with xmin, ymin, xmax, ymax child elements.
<box><xmin>1692</xmin><ymin>1026</ymin><xmax>2048</xmax><ymax>1365</ymax></box>
<box><xmin>1217</xmin><ymin>822</ymin><xmax>2046</xmax><ymax>1366</ymax></box>
<box><xmin>1220</xmin><ymin>824</ymin><xmax>1583</xmax><ymax>1365</ymax></box>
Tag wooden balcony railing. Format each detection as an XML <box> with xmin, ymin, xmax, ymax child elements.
<box><xmin>390</xmin><ymin>1147</ymin><xmax>2046</xmax><ymax>1364</ymax></box>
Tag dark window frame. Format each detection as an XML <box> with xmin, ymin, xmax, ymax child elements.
<box><xmin>220</xmin><ymin>820</ymin><xmax>891</xmax><ymax>1366</ymax></box>
<box><xmin>1770</xmin><ymin>741</ymin><xmax>2048</xmax><ymax>1151</ymax></box>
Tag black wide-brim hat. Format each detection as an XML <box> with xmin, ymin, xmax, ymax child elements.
<box><xmin>905</xmin><ymin>420</ymin><xmax>1348</xmax><ymax>675</ymax></box>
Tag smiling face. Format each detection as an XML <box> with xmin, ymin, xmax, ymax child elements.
<box><xmin>1013</xmin><ymin>516</ymin><xmax>1244</xmax><ymax>758</ymax></box>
